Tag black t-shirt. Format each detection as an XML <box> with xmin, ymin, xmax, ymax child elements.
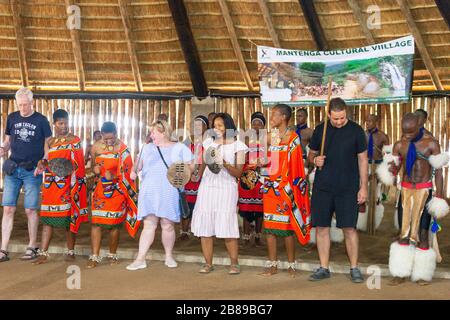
<box><xmin>309</xmin><ymin>120</ymin><xmax>367</xmax><ymax>194</ymax></box>
<box><xmin>5</xmin><ymin>111</ymin><xmax>52</xmax><ymax>164</ymax></box>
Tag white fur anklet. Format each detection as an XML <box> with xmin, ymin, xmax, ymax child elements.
<box><xmin>411</xmin><ymin>248</ymin><xmax>437</xmax><ymax>282</ymax></box>
<box><xmin>388</xmin><ymin>242</ymin><xmax>415</xmax><ymax>278</ymax></box>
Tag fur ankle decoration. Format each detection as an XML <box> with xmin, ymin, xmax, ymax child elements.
<box><xmin>411</xmin><ymin>248</ymin><xmax>437</xmax><ymax>282</ymax></box>
<box><xmin>389</xmin><ymin>242</ymin><xmax>415</xmax><ymax>278</ymax></box>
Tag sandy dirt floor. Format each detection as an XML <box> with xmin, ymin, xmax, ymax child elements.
<box><xmin>1</xmin><ymin>192</ymin><xmax>450</xmax><ymax>300</ymax></box>
<box><xmin>5</xmin><ymin>194</ymin><xmax>450</xmax><ymax>268</ymax></box>
<box><xmin>0</xmin><ymin>253</ymin><xmax>449</xmax><ymax>300</ymax></box>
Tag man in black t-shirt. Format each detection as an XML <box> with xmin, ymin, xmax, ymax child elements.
<box><xmin>307</xmin><ymin>98</ymin><xmax>368</xmax><ymax>283</ymax></box>
<box><xmin>0</xmin><ymin>88</ymin><xmax>52</xmax><ymax>263</ymax></box>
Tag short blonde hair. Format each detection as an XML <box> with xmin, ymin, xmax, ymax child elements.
<box><xmin>149</xmin><ymin>120</ymin><xmax>174</xmax><ymax>141</ymax></box>
<box><xmin>15</xmin><ymin>87</ymin><xmax>33</xmax><ymax>102</ymax></box>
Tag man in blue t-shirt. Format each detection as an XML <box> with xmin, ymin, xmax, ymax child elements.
<box><xmin>0</xmin><ymin>87</ymin><xmax>52</xmax><ymax>263</ymax></box>
<box><xmin>307</xmin><ymin>98</ymin><xmax>368</xmax><ymax>283</ymax></box>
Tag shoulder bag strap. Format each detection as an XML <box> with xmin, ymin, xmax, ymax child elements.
<box><xmin>157</xmin><ymin>146</ymin><xmax>183</xmax><ymax>193</ymax></box>
<box><xmin>156</xmin><ymin>146</ymin><xmax>169</xmax><ymax>169</ymax></box>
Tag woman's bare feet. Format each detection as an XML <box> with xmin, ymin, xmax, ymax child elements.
<box><xmin>64</xmin><ymin>249</ymin><xmax>76</xmax><ymax>262</ymax></box>
<box><xmin>32</xmin><ymin>250</ymin><xmax>49</xmax><ymax>265</ymax></box>
<box><xmin>287</xmin><ymin>262</ymin><xmax>297</xmax><ymax>278</ymax></box>
<box><xmin>260</xmin><ymin>260</ymin><xmax>279</xmax><ymax>276</ymax></box>
<box><xmin>87</xmin><ymin>255</ymin><xmax>102</xmax><ymax>269</ymax></box>
<box><xmin>32</xmin><ymin>255</ymin><xmax>48</xmax><ymax>265</ymax></box>
<box><xmin>388</xmin><ymin>277</ymin><xmax>406</xmax><ymax>286</ymax></box>
<box><xmin>106</xmin><ymin>253</ymin><xmax>119</xmax><ymax>265</ymax></box>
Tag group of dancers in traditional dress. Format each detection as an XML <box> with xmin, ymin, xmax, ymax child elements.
<box><xmin>0</xmin><ymin>87</ymin><xmax>448</xmax><ymax>286</ymax></box>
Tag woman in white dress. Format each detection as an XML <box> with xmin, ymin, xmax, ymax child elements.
<box><xmin>126</xmin><ymin>120</ymin><xmax>193</xmax><ymax>271</ymax></box>
<box><xmin>191</xmin><ymin>113</ymin><xmax>248</xmax><ymax>274</ymax></box>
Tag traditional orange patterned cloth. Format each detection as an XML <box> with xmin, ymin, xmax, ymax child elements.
<box><xmin>262</xmin><ymin>132</ymin><xmax>311</xmax><ymax>244</ymax></box>
<box><xmin>40</xmin><ymin>136</ymin><xmax>88</xmax><ymax>233</ymax></box>
<box><xmin>91</xmin><ymin>141</ymin><xmax>140</xmax><ymax>237</ymax></box>
<box><xmin>238</xmin><ymin>141</ymin><xmax>265</xmax><ymax>213</ymax></box>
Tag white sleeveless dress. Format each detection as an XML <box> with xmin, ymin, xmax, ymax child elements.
<box><xmin>191</xmin><ymin>138</ymin><xmax>248</xmax><ymax>238</ymax></box>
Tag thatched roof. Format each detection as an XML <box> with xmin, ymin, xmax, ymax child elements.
<box><xmin>0</xmin><ymin>0</ymin><xmax>449</xmax><ymax>96</ymax></box>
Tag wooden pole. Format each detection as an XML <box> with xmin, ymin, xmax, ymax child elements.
<box><xmin>168</xmin><ymin>0</ymin><xmax>208</xmax><ymax>98</ymax></box>
<box><xmin>217</xmin><ymin>0</ymin><xmax>254</xmax><ymax>91</ymax></box>
<box><xmin>319</xmin><ymin>77</ymin><xmax>333</xmax><ymax>168</ymax></box>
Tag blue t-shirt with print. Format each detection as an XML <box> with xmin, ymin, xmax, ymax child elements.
<box><xmin>5</xmin><ymin>111</ymin><xmax>52</xmax><ymax>164</ymax></box>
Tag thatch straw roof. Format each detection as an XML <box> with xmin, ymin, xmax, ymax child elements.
<box><xmin>0</xmin><ymin>0</ymin><xmax>449</xmax><ymax>95</ymax></box>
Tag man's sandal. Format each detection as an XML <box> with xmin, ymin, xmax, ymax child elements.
<box><xmin>0</xmin><ymin>250</ymin><xmax>10</xmax><ymax>263</ymax></box>
<box><xmin>20</xmin><ymin>247</ymin><xmax>39</xmax><ymax>261</ymax></box>
<box><xmin>260</xmin><ymin>260</ymin><xmax>279</xmax><ymax>276</ymax></box>
<box><xmin>229</xmin><ymin>264</ymin><xmax>241</xmax><ymax>275</ymax></box>
<box><xmin>199</xmin><ymin>264</ymin><xmax>215</xmax><ymax>274</ymax></box>
<box><xmin>32</xmin><ymin>250</ymin><xmax>49</xmax><ymax>265</ymax></box>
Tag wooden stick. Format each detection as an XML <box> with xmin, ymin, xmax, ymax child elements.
<box><xmin>319</xmin><ymin>77</ymin><xmax>333</xmax><ymax>169</ymax></box>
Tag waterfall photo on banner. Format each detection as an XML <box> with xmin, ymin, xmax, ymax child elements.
<box><xmin>257</xmin><ymin>35</ymin><xmax>415</xmax><ymax>106</ymax></box>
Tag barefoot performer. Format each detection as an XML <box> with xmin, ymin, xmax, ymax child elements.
<box><xmin>87</xmin><ymin>121</ymin><xmax>140</xmax><ymax>268</ymax></box>
<box><xmin>261</xmin><ymin>104</ymin><xmax>311</xmax><ymax>278</ymax></box>
<box><xmin>377</xmin><ymin>113</ymin><xmax>449</xmax><ymax>286</ymax></box>
<box><xmin>33</xmin><ymin>109</ymin><xmax>88</xmax><ymax>264</ymax></box>
<box><xmin>395</xmin><ymin>109</ymin><xmax>435</xmax><ymax>235</ymax></box>
<box><xmin>357</xmin><ymin>114</ymin><xmax>390</xmax><ymax>233</ymax></box>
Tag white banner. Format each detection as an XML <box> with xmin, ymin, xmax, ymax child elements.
<box><xmin>258</xmin><ymin>35</ymin><xmax>415</xmax><ymax>106</ymax></box>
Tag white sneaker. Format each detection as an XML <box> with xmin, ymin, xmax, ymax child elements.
<box><xmin>165</xmin><ymin>257</ymin><xmax>178</xmax><ymax>268</ymax></box>
<box><xmin>126</xmin><ymin>260</ymin><xmax>147</xmax><ymax>271</ymax></box>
